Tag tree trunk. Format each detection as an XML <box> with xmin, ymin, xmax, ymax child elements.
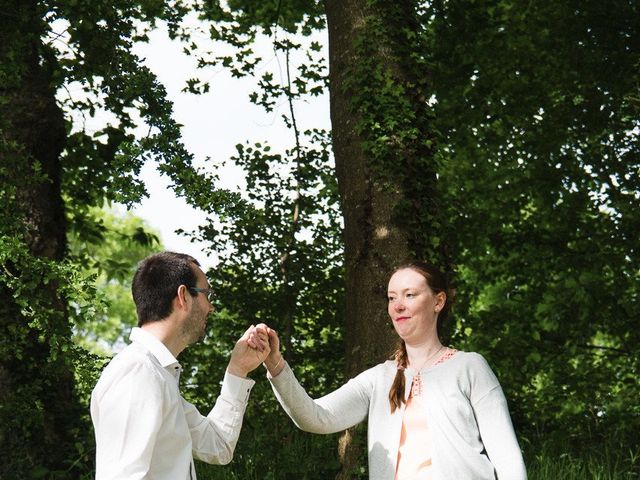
<box><xmin>0</xmin><ymin>2</ymin><xmax>82</xmax><ymax>477</ymax></box>
<box><xmin>325</xmin><ymin>0</ymin><xmax>442</xmax><ymax>477</ymax></box>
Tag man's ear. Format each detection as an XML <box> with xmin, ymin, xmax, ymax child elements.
<box><xmin>175</xmin><ymin>284</ymin><xmax>190</xmax><ymax>311</ymax></box>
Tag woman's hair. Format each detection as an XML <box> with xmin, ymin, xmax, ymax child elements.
<box><xmin>132</xmin><ymin>251</ymin><xmax>200</xmax><ymax>326</ymax></box>
<box><xmin>387</xmin><ymin>261</ymin><xmax>452</xmax><ymax>413</ymax></box>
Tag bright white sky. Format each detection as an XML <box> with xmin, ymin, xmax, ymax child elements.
<box><xmin>123</xmin><ymin>24</ymin><xmax>330</xmax><ymax>269</ymax></box>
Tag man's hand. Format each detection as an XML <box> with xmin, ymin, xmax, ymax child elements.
<box><xmin>227</xmin><ymin>324</ymin><xmax>270</xmax><ymax>378</ymax></box>
<box><xmin>249</xmin><ymin>323</ymin><xmax>284</xmax><ymax>377</ymax></box>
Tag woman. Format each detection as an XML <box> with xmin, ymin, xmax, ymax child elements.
<box><xmin>260</xmin><ymin>262</ymin><xmax>527</xmax><ymax>480</ymax></box>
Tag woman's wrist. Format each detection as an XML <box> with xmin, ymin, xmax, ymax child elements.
<box><xmin>264</xmin><ymin>354</ymin><xmax>284</xmax><ymax>376</ymax></box>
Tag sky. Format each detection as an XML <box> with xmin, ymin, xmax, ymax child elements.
<box><xmin>122</xmin><ymin>23</ymin><xmax>330</xmax><ymax>270</ymax></box>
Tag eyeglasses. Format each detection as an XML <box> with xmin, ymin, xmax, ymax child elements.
<box><xmin>189</xmin><ymin>287</ymin><xmax>215</xmax><ymax>304</ymax></box>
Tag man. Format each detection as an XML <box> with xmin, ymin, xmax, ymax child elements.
<box><xmin>91</xmin><ymin>251</ymin><xmax>269</xmax><ymax>479</ymax></box>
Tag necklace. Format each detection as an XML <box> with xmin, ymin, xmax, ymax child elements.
<box><xmin>409</xmin><ymin>345</ymin><xmax>445</xmax><ymax>398</ymax></box>
<box><xmin>409</xmin><ymin>345</ymin><xmax>445</xmax><ymax>372</ymax></box>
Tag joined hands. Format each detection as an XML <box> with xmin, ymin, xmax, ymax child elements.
<box><xmin>227</xmin><ymin>324</ymin><xmax>271</xmax><ymax>378</ymax></box>
<box><xmin>248</xmin><ymin>323</ymin><xmax>284</xmax><ymax>377</ymax></box>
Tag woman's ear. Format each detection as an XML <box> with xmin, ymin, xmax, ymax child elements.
<box><xmin>434</xmin><ymin>291</ymin><xmax>446</xmax><ymax>312</ymax></box>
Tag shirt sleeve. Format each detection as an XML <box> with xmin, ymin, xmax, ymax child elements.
<box><xmin>91</xmin><ymin>360</ymin><xmax>165</xmax><ymax>480</ymax></box>
<box><xmin>185</xmin><ymin>370</ymin><xmax>255</xmax><ymax>465</ymax></box>
<box><xmin>469</xmin><ymin>355</ymin><xmax>528</xmax><ymax>480</ymax></box>
<box><xmin>268</xmin><ymin>362</ymin><xmax>372</xmax><ymax>434</ymax></box>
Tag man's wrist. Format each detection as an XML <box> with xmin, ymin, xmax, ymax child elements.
<box><xmin>227</xmin><ymin>364</ymin><xmax>248</xmax><ymax>378</ymax></box>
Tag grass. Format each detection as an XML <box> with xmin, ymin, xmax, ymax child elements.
<box><xmin>194</xmin><ymin>431</ymin><xmax>639</xmax><ymax>479</ymax></box>
<box><xmin>526</xmin><ymin>445</ymin><xmax>639</xmax><ymax>480</ymax></box>
<box><xmin>194</xmin><ymin>429</ymin><xmax>343</xmax><ymax>480</ymax></box>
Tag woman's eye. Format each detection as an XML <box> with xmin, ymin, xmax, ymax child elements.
<box><xmin>406</xmin><ymin>293</ymin><xmax>415</xmax><ymax>298</ymax></box>
<box><xmin>388</xmin><ymin>296</ymin><xmax>396</xmax><ymax>302</ymax></box>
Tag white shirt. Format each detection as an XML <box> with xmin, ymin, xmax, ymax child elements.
<box><xmin>270</xmin><ymin>352</ymin><xmax>527</xmax><ymax>480</ymax></box>
<box><xmin>91</xmin><ymin>327</ymin><xmax>254</xmax><ymax>480</ymax></box>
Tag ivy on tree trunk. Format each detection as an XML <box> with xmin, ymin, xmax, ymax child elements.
<box><xmin>0</xmin><ymin>2</ymin><xmax>80</xmax><ymax>477</ymax></box>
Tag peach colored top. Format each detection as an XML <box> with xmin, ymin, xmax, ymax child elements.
<box><xmin>394</xmin><ymin>349</ymin><xmax>457</xmax><ymax>480</ymax></box>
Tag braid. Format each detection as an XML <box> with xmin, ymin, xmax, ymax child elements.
<box><xmin>388</xmin><ymin>340</ymin><xmax>408</xmax><ymax>413</ymax></box>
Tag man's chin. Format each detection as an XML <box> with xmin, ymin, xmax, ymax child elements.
<box><xmin>197</xmin><ymin>329</ymin><xmax>207</xmax><ymax>343</ymax></box>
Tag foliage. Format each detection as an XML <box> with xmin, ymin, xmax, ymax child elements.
<box><xmin>182</xmin><ymin>0</ymin><xmax>640</xmax><ymax>474</ymax></box>
<box><xmin>2</xmin><ymin>0</ymin><xmax>639</xmax><ymax>477</ymax></box>
<box><xmin>0</xmin><ymin>235</ymin><xmax>103</xmax><ymax>478</ymax></box>
<box><xmin>0</xmin><ymin>0</ymin><xmax>195</xmax><ymax>476</ymax></box>
<box><xmin>179</xmin><ymin>87</ymin><xmax>346</xmax><ymax>479</ymax></box>
<box><xmin>68</xmin><ymin>207</ymin><xmax>161</xmax><ymax>355</ymax></box>
<box><xmin>428</xmin><ymin>0</ymin><xmax>640</xmax><ymax>450</ymax></box>
<box><xmin>155</xmin><ymin>3</ymin><xmax>346</xmax><ymax>476</ymax></box>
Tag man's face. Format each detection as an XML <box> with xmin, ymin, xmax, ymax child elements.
<box><xmin>183</xmin><ymin>266</ymin><xmax>214</xmax><ymax>344</ymax></box>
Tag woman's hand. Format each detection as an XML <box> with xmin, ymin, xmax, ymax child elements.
<box><xmin>250</xmin><ymin>323</ymin><xmax>284</xmax><ymax>377</ymax></box>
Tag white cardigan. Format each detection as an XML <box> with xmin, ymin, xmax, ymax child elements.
<box><xmin>269</xmin><ymin>351</ymin><xmax>527</xmax><ymax>480</ymax></box>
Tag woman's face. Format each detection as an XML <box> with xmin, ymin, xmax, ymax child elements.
<box><xmin>387</xmin><ymin>268</ymin><xmax>445</xmax><ymax>344</ymax></box>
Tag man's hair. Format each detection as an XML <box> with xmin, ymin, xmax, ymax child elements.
<box><xmin>132</xmin><ymin>251</ymin><xmax>201</xmax><ymax>326</ymax></box>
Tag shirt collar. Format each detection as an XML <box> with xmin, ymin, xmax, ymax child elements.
<box><xmin>130</xmin><ymin>327</ymin><xmax>179</xmax><ymax>368</ymax></box>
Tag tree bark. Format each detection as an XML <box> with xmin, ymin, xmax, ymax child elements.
<box><xmin>325</xmin><ymin>0</ymin><xmax>441</xmax><ymax>477</ymax></box>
